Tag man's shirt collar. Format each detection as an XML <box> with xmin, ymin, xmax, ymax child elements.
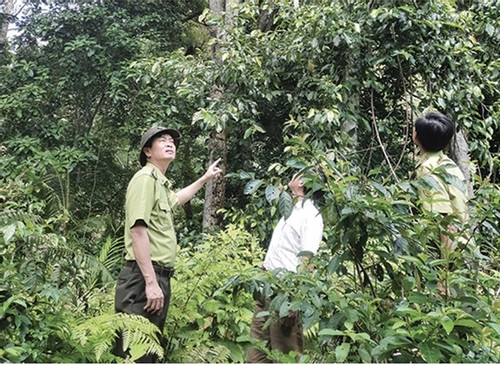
<box><xmin>145</xmin><ymin>162</ymin><xmax>171</xmax><ymax>187</ymax></box>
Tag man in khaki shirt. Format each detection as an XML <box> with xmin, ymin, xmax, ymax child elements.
<box><xmin>413</xmin><ymin>111</ymin><xmax>469</xmax><ymax>253</ymax></box>
<box><xmin>416</xmin><ymin>151</ymin><xmax>468</xmax><ymax>226</ymax></box>
<box><xmin>114</xmin><ymin>126</ymin><xmax>222</xmax><ymax>362</ymax></box>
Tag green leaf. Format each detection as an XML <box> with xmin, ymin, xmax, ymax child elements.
<box><xmin>3</xmin><ymin>224</ymin><xmax>16</xmax><ymax>243</ymax></box>
<box><xmin>358</xmin><ymin>347</ymin><xmax>371</xmax><ymax>363</ymax></box>
<box><xmin>392</xmin><ymin>320</ymin><xmax>406</xmax><ymax>329</ymax></box>
<box><xmin>419</xmin><ymin>342</ymin><xmax>441</xmax><ymax>363</ymax></box>
<box><xmin>402</xmin><ymin>277</ymin><xmax>415</xmax><ymax>291</ymax></box>
<box><xmin>420</xmin><ymin>174</ymin><xmax>443</xmax><ymax>191</ymax></box>
<box><xmin>371</xmin><ymin>181</ymin><xmax>388</xmax><ymax>197</ymax></box>
<box><xmin>318</xmin><ymin>329</ymin><xmax>344</xmax><ymax>336</ymax></box>
<box><xmin>265</xmin><ymin>185</ymin><xmax>280</xmax><ymax>204</ymax></box>
<box><xmin>454</xmin><ymin>318</ymin><xmax>481</xmax><ymax>329</ymax></box>
<box><xmin>399</xmin><ymin>255</ymin><xmax>424</xmax><ymax>265</ymax></box>
<box><xmin>243</xmin><ymin>179</ymin><xmax>263</xmax><ymax>195</ymax></box>
<box><xmin>488</xmin><ymin>322</ymin><xmax>500</xmax><ymax>336</ymax></box>
<box><xmin>441</xmin><ymin>315</ymin><xmax>454</xmax><ymax>335</ymax></box>
<box><xmin>204</xmin><ymin>299</ymin><xmax>220</xmax><ymax>312</ymax></box>
<box><xmin>239</xmin><ymin>171</ymin><xmax>254</xmax><ymax>180</ymax></box>
<box><xmin>432</xmin><ymin>165</ymin><xmax>467</xmax><ymax>192</ymax></box>
<box><xmin>278</xmin><ymin>300</ymin><xmax>291</xmax><ymax>318</ymax></box>
<box><xmin>486</xmin><ymin>23</ymin><xmax>495</xmax><ymax>36</ymax></box>
<box><xmin>394</xmin><ymin>235</ymin><xmax>408</xmax><ymax>254</ymax></box>
<box><xmin>335</xmin><ymin>343</ymin><xmax>350</xmax><ymax>363</ymax></box>
<box><xmin>327</xmin><ymin>256</ymin><xmax>341</xmax><ymax>275</ymax></box>
<box><xmin>278</xmin><ymin>192</ymin><xmax>293</xmax><ymax>219</ymax></box>
<box><xmin>243</xmin><ymin>128</ymin><xmax>253</xmax><ymax>139</ymax></box>
<box><xmin>408</xmin><ymin>292</ymin><xmax>428</xmax><ymax>304</ymax></box>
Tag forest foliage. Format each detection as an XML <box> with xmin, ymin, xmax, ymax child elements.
<box><xmin>0</xmin><ymin>0</ymin><xmax>499</xmax><ymax>363</ymax></box>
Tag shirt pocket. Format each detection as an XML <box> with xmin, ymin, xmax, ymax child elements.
<box><xmin>157</xmin><ymin>200</ymin><xmax>174</xmax><ymax>230</ymax></box>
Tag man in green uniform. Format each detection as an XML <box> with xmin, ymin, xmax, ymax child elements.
<box><xmin>412</xmin><ymin>112</ymin><xmax>471</xmax><ymax>297</ymax></box>
<box><xmin>114</xmin><ymin>126</ymin><xmax>222</xmax><ymax>362</ymax></box>
<box><xmin>413</xmin><ymin>111</ymin><xmax>469</xmax><ymax>252</ymax></box>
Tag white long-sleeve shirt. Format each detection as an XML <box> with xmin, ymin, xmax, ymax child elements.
<box><xmin>263</xmin><ymin>199</ymin><xmax>323</xmax><ymax>273</ymax></box>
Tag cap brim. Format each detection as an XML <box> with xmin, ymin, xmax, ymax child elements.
<box><xmin>148</xmin><ymin>129</ymin><xmax>181</xmax><ymax>147</ymax></box>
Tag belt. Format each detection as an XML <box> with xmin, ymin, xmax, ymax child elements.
<box><xmin>125</xmin><ymin>260</ymin><xmax>175</xmax><ymax>278</ymax></box>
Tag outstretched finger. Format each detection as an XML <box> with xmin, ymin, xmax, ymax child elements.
<box><xmin>212</xmin><ymin>157</ymin><xmax>222</xmax><ymax>167</ymax></box>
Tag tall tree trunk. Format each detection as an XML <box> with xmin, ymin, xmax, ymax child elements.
<box><xmin>449</xmin><ymin>129</ymin><xmax>473</xmax><ymax>197</ymax></box>
<box><xmin>202</xmin><ymin>125</ymin><xmax>227</xmax><ymax>228</ymax></box>
<box><xmin>202</xmin><ymin>0</ymin><xmax>237</xmax><ymax>228</ymax></box>
<box><xmin>0</xmin><ymin>0</ymin><xmax>15</xmax><ymax>51</ymax></box>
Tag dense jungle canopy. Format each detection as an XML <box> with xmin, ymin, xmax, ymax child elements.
<box><xmin>0</xmin><ymin>0</ymin><xmax>499</xmax><ymax>363</ymax></box>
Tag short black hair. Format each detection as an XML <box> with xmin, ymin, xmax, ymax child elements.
<box><xmin>415</xmin><ymin>111</ymin><xmax>454</xmax><ymax>152</ymax></box>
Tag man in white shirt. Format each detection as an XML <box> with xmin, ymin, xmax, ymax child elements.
<box><xmin>246</xmin><ymin>170</ymin><xmax>324</xmax><ymax>363</ymax></box>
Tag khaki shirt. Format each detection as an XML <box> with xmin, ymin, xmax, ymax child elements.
<box><xmin>416</xmin><ymin>151</ymin><xmax>468</xmax><ymax>224</ymax></box>
<box><xmin>124</xmin><ymin>163</ymin><xmax>178</xmax><ymax>267</ymax></box>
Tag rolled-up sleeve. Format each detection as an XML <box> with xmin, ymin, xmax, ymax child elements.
<box><xmin>126</xmin><ymin>174</ymin><xmax>155</xmax><ymax>229</ymax></box>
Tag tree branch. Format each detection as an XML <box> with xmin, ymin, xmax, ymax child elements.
<box><xmin>370</xmin><ymin>89</ymin><xmax>399</xmax><ymax>182</ymax></box>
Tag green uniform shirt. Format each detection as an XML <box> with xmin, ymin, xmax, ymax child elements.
<box><xmin>416</xmin><ymin>151</ymin><xmax>468</xmax><ymax>224</ymax></box>
<box><xmin>124</xmin><ymin>162</ymin><xmax>178</xmax><ymax>267</ymax></box>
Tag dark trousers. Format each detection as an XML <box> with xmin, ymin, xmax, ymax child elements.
<box><xmin>246</xmin><ymin>296</ymin><xmax>303</xmax><ymax>363</ymax></box>
<box><xmin>114</xmin><ymin>263</ymin><xmax>172</xmax><ymax>363</ymax></box>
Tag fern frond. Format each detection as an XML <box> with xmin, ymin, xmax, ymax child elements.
<box><xmin>0</xmin><ymin>210</ymin><xmax>43</xmax><ymax>225</ymax></box>
<box><xmin>304</xmin><ymin>322</ymin><xmax>319</xmax><ymax>340</ymax></box>
<box><xmin>97</xmin><ymin>236</ymin><xmax>124</xmax><ymax>274</ymax></box>
<box><xmin>40</xmin><ymin>173</ymin><xmax>66</xmax><ymax>217</ymax></box>
<box><xmin>71</xmin><ymin>312</ymin><xmax>164</xmax><ymax>363</ymax></box>
<box><xmin>94</xmin><ymin>341</ymin><xmax>111</xmax><ymax>362</ymax></box>
<box><xmin>186</xmin><ymin>344</ymin><xmax>231</xmax><ymax>363</ymax></box>
<box><xmin>18</xmin><ymin>238</ymin><xmax>119</xmax><ymax>290</ymax></box>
